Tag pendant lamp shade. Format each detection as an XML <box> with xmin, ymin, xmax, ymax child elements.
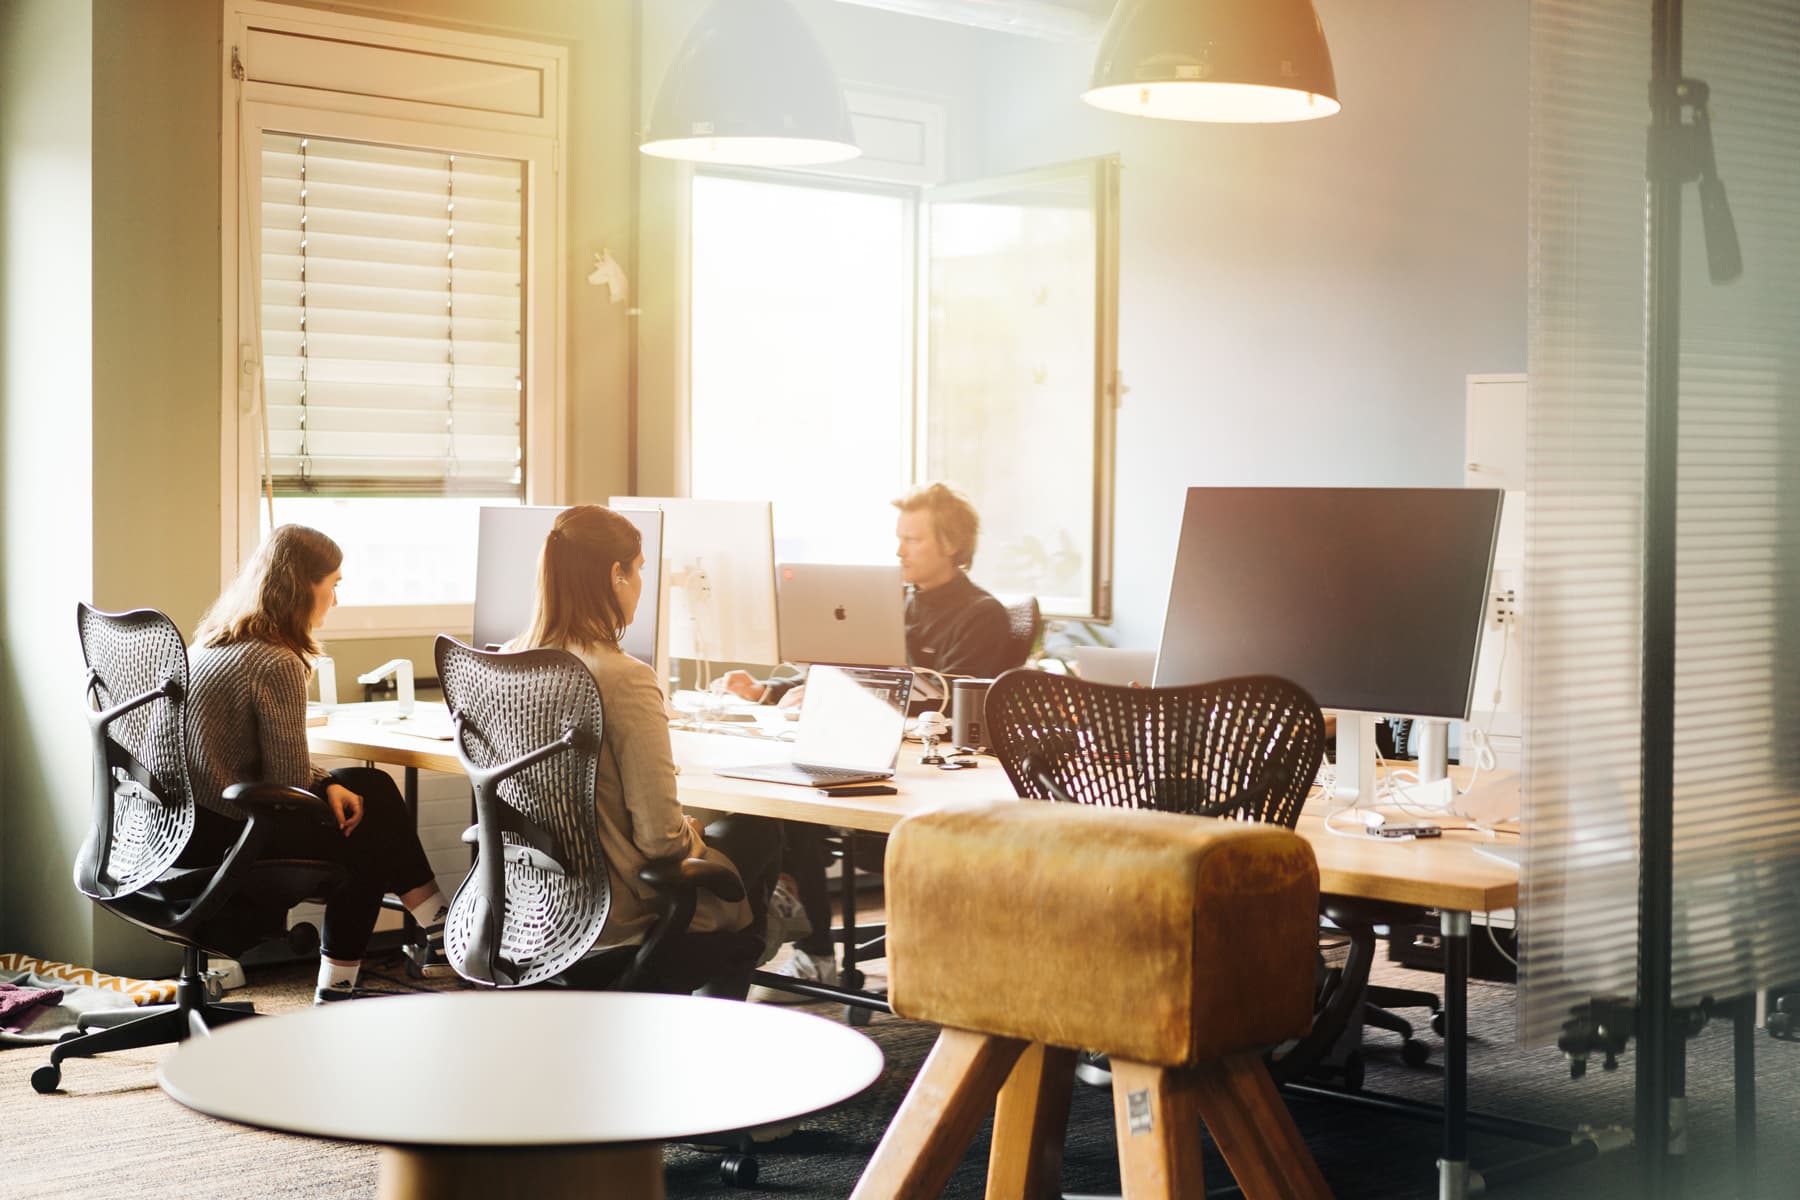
<box><xmin>1084</xmin><ymin>0</ymin><xmax>1340</xmax><ymax>124</ymax></box>
<box><xmin>641</xmin><ymin>0</ymin><xmax>861</xmax><ymax>166</ymax></box>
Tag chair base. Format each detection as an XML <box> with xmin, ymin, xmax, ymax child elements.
<box><xmin>31</xmin><ymin>945</ymin><xmax>256</xmax><ymax>1094</ymax></box>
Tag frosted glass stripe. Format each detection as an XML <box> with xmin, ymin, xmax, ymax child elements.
<box><xmin>1523</xmin><ymin>0</ymin><xmax>1800</xmax><ymax>1045</ymax></box>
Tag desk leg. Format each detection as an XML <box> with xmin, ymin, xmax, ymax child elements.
<box><xmin>840</xmin><ymin>830</ymin><xmax>863</xmax><ymax>991</ymax></box>
<box><xmin>397</xmin><ymin>765</ymin><xmax>421</xmax><ymax>977</ymax></box>
<box><xmin>1439</xmin><ymin>909</ymin><xmax>1471</xmax><ymax>1200</ymax></box>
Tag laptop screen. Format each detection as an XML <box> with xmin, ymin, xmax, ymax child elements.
<box><xmin>792</xmin><ymin>665</ymin><xmax>913</xmax><ymax>772</ymax></box>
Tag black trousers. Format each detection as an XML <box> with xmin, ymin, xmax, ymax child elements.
<box><xmin>183</xmin><ymin>767</ymin><xmax>437</xmax><ymax>962</ymax></box>
<box><xmin>697</xmin><ymin>812</ymin><xmax>782</xmax><ymax>998</ymax></box>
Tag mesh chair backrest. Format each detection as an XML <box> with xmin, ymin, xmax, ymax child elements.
<box><xmin>1003</xmin><ymin>596</ymin><xmax>1041</xmax><ymax>671</ymax></box>
<box><xmin>986</xmin><ymin>670</ymin><xmax>1326</xmax><ymax>830</ymax></box>
<box><xmin>74</xmin><ymin>605</ymin><xmax>197</xmax><ymax>897</ymax></box>
<box><xmin>437</xmin><ymin>638</ymin><xmax>610</xmax><ymax>987</ymax></box>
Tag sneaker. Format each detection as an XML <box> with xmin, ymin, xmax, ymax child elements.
<box><xmin>407</xmin><ymin>919</ymin><xmax>455</xmax><ymax>979</ymax></box>
<box><xmin>756</xmin><ymin>875</ymin><xmax>814</xmax><ymax>967</ymax></box>
<box><xmin>313</xmin><ymin>980</ymin><xmax>416</xmax><ymax>1006</ymax></box>
<box><xmin>313</xmin><ymin>982</ymin><xmax>365</xmax><ymax>1006</ymax></box>
<box><xmin>748</xmin><ymin>947</ymin><xmax>838</xmax><ymax>1004</ymax></box>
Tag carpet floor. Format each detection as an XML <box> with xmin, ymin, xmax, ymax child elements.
<box><xmin>3</xmin><ymin>948</ymin><xmax>1797</xmax><ymax>1200</ymax></box>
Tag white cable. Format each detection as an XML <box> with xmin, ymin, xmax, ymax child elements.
<box><xmin>1487</xmin><ymin>920</ymin><xmax>1519</xmax><ymax>968</ymax></box>
<box><xmin>912</xmin><ymin>666</ymin><xmax>952</xmax><ymax>716</ymax></box>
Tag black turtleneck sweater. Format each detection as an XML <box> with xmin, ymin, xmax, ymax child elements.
<box><xmin>904</xmin><ymin>571</ymin><xmax>1017</xmax><ymax>680</ymax></box>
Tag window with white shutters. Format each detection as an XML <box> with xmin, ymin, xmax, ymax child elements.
<box><xmin>259</xmin><ymin>134</ymin><xmax>524</xmax><ymax>497</ymax></box>
<box><xmin>222</xmin><ymin>2</ymin><xmax>565</xmax><ymax>628</ymax></box>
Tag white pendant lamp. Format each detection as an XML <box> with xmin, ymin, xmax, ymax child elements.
<box><xmin>641</xmin><ymin>0</ymin><xmax>862</xmax><ymax>166</ymax></box>
<box><xmin>1084</xmin><ymin>0</ymin><xmax>1340</xmax><ymax>124</ymax></box>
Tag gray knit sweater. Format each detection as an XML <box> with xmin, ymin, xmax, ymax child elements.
<box><xmin>187</xmin><ymin>639</ymin><xmax>329</xmax><ymax>819</ymax></box>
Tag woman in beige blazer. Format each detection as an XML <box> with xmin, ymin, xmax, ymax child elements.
<box><xmin>514</xmin><ymin>504</ymin><xmax>779</xmax><ymax>997</ymax></box>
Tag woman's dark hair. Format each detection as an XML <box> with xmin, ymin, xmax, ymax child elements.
<box><xmin>519</xmin><ymin>505</ymin><xmax>643</xmax><ymax>651</ymax></box>
<box><xmin>195</xmin><ymin>524</ymin><xmax>342</xmax><ymax>662</ymax></box>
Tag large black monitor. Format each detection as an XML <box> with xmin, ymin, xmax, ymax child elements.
<box><xmin>1154</xmin><ymin>487</ymin><xmax>1504</xmax><ymax>721</ymax></box>
<box><xmin>1155</xmin><ymin>486</ymin><xmax>1503</xmax><ymax>803</ymax></box>
<box><xmin>472</xmin><ymin>506</ymin><xmax>666</xmax><ymax>674</ymax></box>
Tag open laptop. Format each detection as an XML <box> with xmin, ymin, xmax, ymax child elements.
<box><xmin>1066</xmin><ymin>645</ymin><xmax>1158</xmax><ymax>687</ymax></box>
<box><xmin>715</xmin><ymin>664</ymin><xmax>913</xmax><ymax>787</ymax></box>
<box><xmin>776</xmin><ymin>563</ymin><xmax>908</xmax><ymax>668</ymax></box>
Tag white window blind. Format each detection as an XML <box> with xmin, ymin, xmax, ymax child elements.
<box><xmin>259</xmin><ymin>133</ymin><xmax>524</xmax><ymax>496</ymax></box>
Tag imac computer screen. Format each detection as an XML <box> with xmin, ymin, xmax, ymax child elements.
<box><xmin>471</xmin><ymin>505</ymin><xmax>666</xmax><ymax>672</ymax></box>
<box><xmin>1154</xmin><ymin>487</ymin><xmax>1504</xmax><ymax>721</ymax></box>
<box><xmin>609</xmin><ymin>497</ymin><xmax>781</xmax><ymax>667</ymax></box>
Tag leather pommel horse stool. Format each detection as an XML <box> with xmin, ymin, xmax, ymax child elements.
<box><xmin>851</xmin><ymin>801</ymin><xmax>1331</xmax><ymax>1199</ymax></box>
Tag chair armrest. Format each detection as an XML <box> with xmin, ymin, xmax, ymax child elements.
<box><xmin>615</xmin><ymin>855</ymin><xmax>748</xmax><ymax>991</ymax></box>
<box><xmin>222</xmin><ymin>782</ymin><xmax>336</xmax><ymax>824</ymax></box>
<box><xmin>177</xmin><ymin>784</ymin><xmax>335</xmax><ymax>930</ymax></box>
<box><xmin>638</xmin><ymin>856</ymin><xmax>747</xmax><ymax>903</ymax></box>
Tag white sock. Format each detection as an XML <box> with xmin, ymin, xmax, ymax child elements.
<box><xmin>318</xmin><ymin>958</ymin><xmax>359</xmax><ymax>992</ymax></box>
<box><xmin>407</xmin><ymin>890</ymin><xmax>449</xmax><ymax>929</ymax></box>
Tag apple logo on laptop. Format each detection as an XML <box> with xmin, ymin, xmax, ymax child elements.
<box><xmin>834</xmin><ymin>605</ymin><xmax>847</xmax><ymax>621</ymax></box>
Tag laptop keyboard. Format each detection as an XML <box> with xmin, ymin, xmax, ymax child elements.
<box><xmin>788</xmin><ymin>764</ymin><xmax>885</xmax><ymax>782</ymax></box>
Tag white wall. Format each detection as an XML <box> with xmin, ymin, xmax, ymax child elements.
<box><xmin>0</xmin><ymin>0</ymin><xmax>98</xmax><ymax>965</ymax></box>
<box><xmin>977</xmin><ymin>0</ymin><xmax>1529</xmax><ymax>647</ymax></box>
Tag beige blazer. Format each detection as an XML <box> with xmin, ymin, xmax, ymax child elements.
<box><xmin>559</xmin><ymin>640</ymin><xmax>753</xmax><ymax>949</ymax></box>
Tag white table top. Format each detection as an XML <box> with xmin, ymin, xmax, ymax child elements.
<box><xmin>159</xmin><ymin>992</ymin><xmax>883</xmax><ymax>1148</ymax></box>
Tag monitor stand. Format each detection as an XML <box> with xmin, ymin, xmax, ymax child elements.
<box><xmin>1333</xmin><ymin>714</ymin><xmax>1378</xmax><ymax>806</ymax></box>
<box><xmin>1416</xmin><ymin>718</ymin><xmax>1450</xmax><ymax>784</ymax></box>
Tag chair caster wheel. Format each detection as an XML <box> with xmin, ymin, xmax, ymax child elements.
<box><xmin>1401</xmin><ymin>1038</ymin><xmax>1432</xmax><ymax>1068</ymax></box>
<box><xmin>1431</xmin><ymin>1010</ymin><xmax>1447</xmax><ymax>1037</ymax></box>
<box><xmin>31</xmin><ymin>1064</ymin><xmax>61</xmax><ymax>1094</ymax></box>
<box><xmin>719</xmin><ymin>1152</ymin><xmax>760</xmax><ymax>1187</ymax></box>
<box><xmin>845</xmin><ymin>1004</ymin><xmax>872</xmax><ymax>1027</ymax></box>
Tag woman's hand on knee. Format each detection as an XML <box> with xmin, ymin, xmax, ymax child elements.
<box><xmin>325</xmin><ymin>783</ymin><xmax>364</xmax><ymax>836</ymax></box>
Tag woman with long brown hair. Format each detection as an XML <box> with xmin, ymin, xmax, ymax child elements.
<box><xmin>514</xmin><ymin>504</ymin><xmax>780</xmax><ymax>996</ymax></box>
<box><xmin>185</xmin><ymin>524</ymin><xmax>450</xmax><ymax>1003</ymax></box>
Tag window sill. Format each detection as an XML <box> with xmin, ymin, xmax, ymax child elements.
<box><xmin>319</xmin><ymin>604</ymin><xmax>472</xmax><ymax>641</ymax></box>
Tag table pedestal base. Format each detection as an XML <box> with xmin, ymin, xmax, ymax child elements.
<box><xmin>377</xmin><ymin>1143</ymin><xmax>664</xmax><ymax>1200</ymax></box>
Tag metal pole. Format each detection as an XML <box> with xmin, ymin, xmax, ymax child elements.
<box><xmin>1734</xmin><ymin>996</ymin><xmax>1757</xmax><ymax>1197</ymax></box>
<box><xmin>1637</xmin><ymin>0</ymin><xmax>1685</xmax><ymax>1192</ymax></box>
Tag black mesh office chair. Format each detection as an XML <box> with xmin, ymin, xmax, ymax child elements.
<box><xmin>435</xmin><ymin>637</ymin><xmax>767</xmax><ymax>1186</ymax></box>
<box><xmin>33</xmin><ymin>606</ymin><xmax>347</xmax><ymax>1094</ymax></box>
<box><xmin>986</xmin><ymin>668</ymin><xmax>1389</xmax><ymax>1085</ymax></box>
<box><xmin>434</xmin><ymin>636</ymin><xmax>758</xmax><ymax>994</ymax></box>
<box><xmin>1002</xmin><ymin>596</ymin><xmax>1042</xmax><ymax>669</ymax></box>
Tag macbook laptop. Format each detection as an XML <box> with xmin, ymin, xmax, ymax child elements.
<box><xmin>776</xmin><ymin>563</ymin><xmax>908</xmax><ymax>668</ymax></box>
<box><xmin>715</xmin><ymin>664</ymin><xmax>913</xmax><ymax>788</ymax></box>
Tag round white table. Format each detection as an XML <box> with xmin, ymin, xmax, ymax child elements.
<box><xmin>159</xmin><ymin>991</ymin><xmax>885</xmax><ymax>1199</ymax></box>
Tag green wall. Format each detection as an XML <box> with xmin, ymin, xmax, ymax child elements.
<box><xmin>0</xmin><ymin>0</ymin><xmax>641</xmax><ymax>975</ymax></box>
<box><xmin>1</xmin><ymin>0</ymin><xmax>100</xmax><ymax>970</ymax></box>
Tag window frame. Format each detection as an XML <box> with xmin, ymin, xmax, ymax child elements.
<box><xmin>918</xmin><ymin>156</ymin><xmax>1119</xmax><ymax>622</ymax></box>
<box><xmin>219</xmin><ymin>0</ymin><xmax>567</xmax><ymax>638</ymax></box>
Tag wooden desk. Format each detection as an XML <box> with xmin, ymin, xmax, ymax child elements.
<box><xmin>310</xmin><ymin>714</ymin><xmax>1519</xmax><ymax>1200</ymax></box>
<box><xmin>160</xmin><ymin>992</ymin><xmax>882</xmax><ymax>1199</ymax></box>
